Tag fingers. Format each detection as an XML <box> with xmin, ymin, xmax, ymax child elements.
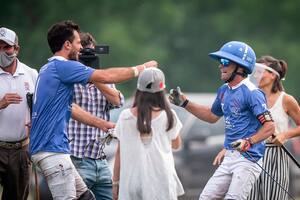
<box><xmin>144</xmin><ymin>60</ymin><xmax>158</xmax><ymax>68</ymax></box>
<box><xmin>213</xmin><ymin>149</ymin><xmax>225</xmax><ymax>166</ymax></box>
<box><xmin>0</xmin><ymin>93</ymin><xmax>22</xmax><ymax>109</ymax></box>
<box><xmin>6</xmin><ymin>93</ymin><xmax>22</xmax><ymax>103</ymax></box>
<box><xmin>271</xmin><ymin>137</ymin><xmax>283</xmax><ymax>146</ymax></box>
<box><xmin>177</xmin><ymin>86</ymin><xmax>181</xmax><ymax>94</ymax></box>
<box><xmin>213</xmin><ymin>156</ymin><xmax>219</xmax><ymax>166</ymax></box>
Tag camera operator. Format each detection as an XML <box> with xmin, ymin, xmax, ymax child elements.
<box><xmin>67</xmin><ymin>32</ymin><xmax>124</xmax><ymax>200</ymax></box>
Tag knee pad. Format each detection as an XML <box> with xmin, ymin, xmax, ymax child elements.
<box><xmin>78</xmin><ymin>189</ymin><xmax>96</xmax><ymax>200</ymax></box>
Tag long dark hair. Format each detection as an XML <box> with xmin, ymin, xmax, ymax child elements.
<box><xmin>257</xmin><ymin>55</ymin><xmax>287</xmax><ymax>93</ymax></box>
<box><xmin>132</xmin><ymin>90</ymin><xmax>174</xmax><ymax>134</ymax></box>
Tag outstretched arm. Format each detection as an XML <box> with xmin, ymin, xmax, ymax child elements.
<box><xmin>169</xmin><ymin>87</ymin><xmax>220</xmax><ymax>123</ymax></box>
<box><xmin>90</xmin><ymin>60</ymin><xmax>157</xmax><ymax>84</ymax></box>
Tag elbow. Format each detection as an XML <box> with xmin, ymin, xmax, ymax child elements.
<box><xmin>172</xmin><ymin>143</ymin><xmax>181</xmax><ymax>150</ymax></box>
<box><xmin>111</xmin><ymin>98</ymin><xmax>121</xmax><ymax>107</ymax></box>
<box><xmin>208</xmin><ymin>119</ymin><xmax>218</xmax><ymax>124</ymax></box>
<box><xmin>172</xmin><ymin>136</ymin><xmax>182</xmax><ymax>150</ymax></box>
<box><xmin>207</xmin><ymin>116</ymin><xmax>219</xmax><ymax>124</ymax></box>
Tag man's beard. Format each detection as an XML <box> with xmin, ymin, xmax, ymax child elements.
<box><xmin>68</xmin><ymin>50</ymin><xmax>78</xmax><ymax>61</ymax></box>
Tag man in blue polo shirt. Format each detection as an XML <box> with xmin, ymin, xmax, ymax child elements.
<box><xmin>29</xmin><ymin>20</ymin><xmax>157</xmax><ymax>200</ymax></box>
<box><xmin>169</xmin><ymin>41</ymin><xmax>275</xmax><ymax>200</ymax></box>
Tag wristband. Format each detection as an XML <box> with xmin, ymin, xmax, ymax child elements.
<box><xmin>181</xmin><ymin>99</ymin><xmax>189</xmax><ymax>108</ymax></box>
<box><xmin>132</xmin><ymin>67</ymin><xmax>139</xmax><ymax>77</ymax></box>
<box><xmin>246</xmin><ymin>137</ymin><xmax>255</xmax><ymax>145</ymax></box>
<box><xmin>112</xmin><ymin>181</ymin><xmax>119</xmax><ymax>186</ymax></box>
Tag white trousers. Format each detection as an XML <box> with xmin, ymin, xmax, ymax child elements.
<box><xmin>199</xmin><ymin>150</ymin><xmax>262</xmax><ymax>200</ymax></box>
<box><xmin>32</xmin><ymin>152</ymin><xmax>87</xmax><ymax>200</ymax></box>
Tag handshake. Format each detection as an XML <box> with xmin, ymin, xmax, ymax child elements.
<box><xmin>168</xmin><ymin>86</ymin><xmax>189</xmax><ymax>108</ymax></box>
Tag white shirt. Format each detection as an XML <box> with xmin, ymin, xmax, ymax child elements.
<box><xmin>0</xmin><ymin>59</ymin><xmax>38</xmax><ymax>141</ymax></box>
<box><xmin>115</xmin><ymin>108</ymin><xmax>184</xmax><ymax>200</ymax></box>
<box><xmin>269</xmin><ymin>92</ymin><xmax>289</xmax><ymax>135</ymax></box>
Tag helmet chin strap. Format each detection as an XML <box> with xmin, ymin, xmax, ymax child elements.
<box><xmin>225</xmin><ymin>66</ymin><xmax>247</xmax><ymax>83</ymax></box>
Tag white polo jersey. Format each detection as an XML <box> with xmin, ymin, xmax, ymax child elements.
<box><xmin>0</xmin><ymin>59</ymin><xmax>38</xmax><ymax>141</ymax></box>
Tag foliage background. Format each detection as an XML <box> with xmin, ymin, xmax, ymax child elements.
<box><xmin>1</xmin><ymin>0</ymin><xmax>300</xmax><ymax>98</ymax></box>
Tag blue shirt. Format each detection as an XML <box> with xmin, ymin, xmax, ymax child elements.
<box><xmin>29</xmin><ymin>56</ymin><xmax>94</xmax><ymax>155</ymax></box>
<box><xmin>211</xmin><ymin>78</ymin><xmax>268</xmax><ymax>161</ymax></box>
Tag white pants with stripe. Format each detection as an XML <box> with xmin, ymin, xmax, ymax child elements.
<box><xmin>199</xmin><ymin>150</ymin><xmax>262</xmax><ymax>200</ymax></box>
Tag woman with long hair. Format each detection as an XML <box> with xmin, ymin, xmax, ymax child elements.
<box><xmin>112</xmin><ymin>68</ymin><xmax>184</xmax><ymax>200</ymax></box>
<box><xmin>247</xmin><ymin>55</ymin><xmax>300</xmax><ymax>199</ymax></box>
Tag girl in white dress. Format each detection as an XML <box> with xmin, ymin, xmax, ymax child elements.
<box><xmin>112</xmin><ymin>68</ymin><xmax>184</xmax><ymax>200</ymax></box>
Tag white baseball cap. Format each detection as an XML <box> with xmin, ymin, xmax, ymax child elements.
<box><xmin>137</xmin><ymin>67</ymin><xmax>166</xmax><ymax>93</ymax></box>
<box><xmin>0</xmin><ymin>27</ymin><xmax>18</xmax><ymax>46</ymax></box>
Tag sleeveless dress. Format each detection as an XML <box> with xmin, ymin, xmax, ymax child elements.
<box><xmin>248</xmin><ymin>92</ymin><xmax>290</xmax><ymax>200</ymax></box>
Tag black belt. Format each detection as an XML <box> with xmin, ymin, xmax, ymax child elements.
<box><xmin>266</xmin><ymin>142</ymin><xmax>278</xmax><ymax>147</ymax></box>
<box><xmin>71</xmin><ymin>155</ymin><xmax>106</xmax><ymax>161</ymax></box>
<box><xmin>0</xmin><ymin>137</ymin><xmax>29</xmax><ymax>149</ymax></box>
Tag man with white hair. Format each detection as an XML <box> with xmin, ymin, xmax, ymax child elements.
<box><xmin>0</xmin><ymin>27</ymin><xmax>38</xmax><ymax>200</ymax></box>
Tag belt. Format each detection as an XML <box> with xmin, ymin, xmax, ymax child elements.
<box><xmin>0</xmin><ymin>137</ymin><xmax>29</xmax><ymax>149</ymax></box>
<box><xmin>71</xmin><ymin>155</ymin><xmax>106</xmax><ymax>161</ymax></box>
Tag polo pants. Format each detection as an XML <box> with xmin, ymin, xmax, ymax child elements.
<box><xmin>199</xmin><ymin>150</ymin><xmax>262</xmax><ymax>200</ymax></box>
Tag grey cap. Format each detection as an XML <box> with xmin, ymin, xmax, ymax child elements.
<box><xmin>0</xmin><ymin>27</ymin><xmax>18</xmax><ymax>46</ymax></box>
<box><xmin>137</xmin><ymin>67</ymin><xmax>166</xmax><ymax>93</ymax></box>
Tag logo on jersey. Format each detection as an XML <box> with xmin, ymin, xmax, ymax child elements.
<box><xmin>24</xmin><ymin>82</ymin><xmax>30</xmax><ymax>92</ymax></box>
<box><xmin>231</xmin><ymin>99</ymin><xmax>241</xmax><ymax>116</ymax></box>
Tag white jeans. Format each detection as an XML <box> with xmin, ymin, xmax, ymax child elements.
<box><xmin>199</xmin><ymin>150</ymin><xmax>262</xmax><ymax>200</ymax></box>
<box><xmin>32</xmin><ymin>152</ymin><xmax>87</xmax><ymax>200</ymax></box>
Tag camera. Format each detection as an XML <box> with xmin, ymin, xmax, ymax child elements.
<box><xmin>79</xmin><ymin>45</ymin><xmax>109</xmax><ymax>69</ymax></box>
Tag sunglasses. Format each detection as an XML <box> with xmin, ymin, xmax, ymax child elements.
<box><xmin>219</xmin><ymin>58</ymin><xmax>230</xmax><ymax>67</ymax></box>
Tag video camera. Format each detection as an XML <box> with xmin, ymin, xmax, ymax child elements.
<box><xmin>79</xmin><ymin>45</ymin><xmax>109</xmax><ymax>69</ymax></box>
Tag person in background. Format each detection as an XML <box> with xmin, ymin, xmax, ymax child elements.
<box><xmin>169</xmin><ymin>41</ymin><xmax>274</xmax><ymax>200</ymax></box>
<box><xmin>0</xmin><ymin>27</ymin><xmax>38</xmax><ymax>200</ymax></box>
<box><xmin>113</xmin><ymin>68</ymin><xmax>184</xmax><ymax>200</ymax></box>
<box><xmin>68</xmin><ymin>32</ymin><xmax>124</xmax><ymax>200</ymax></box>
<box><xmin>246</xmin><ymin>56</ymin><xmax>300</xmax><ymax>200</ymax></box>
<box><xmin>29</xmin><ymin>20</ymin><xmax>157</xmax><ymax>200</ymax></box>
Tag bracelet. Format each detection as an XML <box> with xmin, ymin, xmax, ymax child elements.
<box><xmin>132</xmin><ymin>66</ymin><xmax>139</xmax><ymax>77</ymax></box>
<box><xmin>112</xmin><ymin>181</ymin><xmax>119</xmax><ymax>186</ymax></box>
<box><xmin>181</xmin><ymin>99</ymin><xmax>189</xmax><ymax>108</ymax></box>
<box><xmin>246</xmin><ymin>137</ymin><xmax>254</xmax><ymax>145</ymax></box>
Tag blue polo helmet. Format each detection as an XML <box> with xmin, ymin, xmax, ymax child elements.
<box><xmin>209</xmin><ymin>41</ymin><xmax>256</xmax><ymax>74</ymax></box>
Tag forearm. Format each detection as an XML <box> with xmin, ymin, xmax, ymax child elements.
<box><xmin>90</xmin><ymin>63</ymin><xmax>149</xmax><ymax>84</ymax></box>
<box><xmin>113</xmin><ymin>143</ymin><xmax>121</xmax><ymax>182</ymax></box>
<box><xmin>185</xmin><ymin>101</ymin><xmax>219</xmax><ymax>123</ymax></box>
<box><xmin>250</xmin><ymin>121</ymin><xmax>274</xmax><ymax>143</ymax></box>
<box><xmin>284</xmin><ymin>126</ymin><xmax>300</xmax><ymax>140</ymax></box>
<box><xmin>71</xmin><ymin>103</ymin><xmax>106</xmax><ymax>129</ymax></box>
<box><xmin>93</xmin><ymin>83</ymin><xmax>121</xmax><ymax>106</ymax></box>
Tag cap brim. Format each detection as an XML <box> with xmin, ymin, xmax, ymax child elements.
<box><xmin>0</xmin><ymin>38</ymin><xmax>14</xmax><ymax>46</ymax></box>
<box><xmin>209</xmin><ymin>51</ymin><xmax>250</xmax><ymax>69</ymax></box>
